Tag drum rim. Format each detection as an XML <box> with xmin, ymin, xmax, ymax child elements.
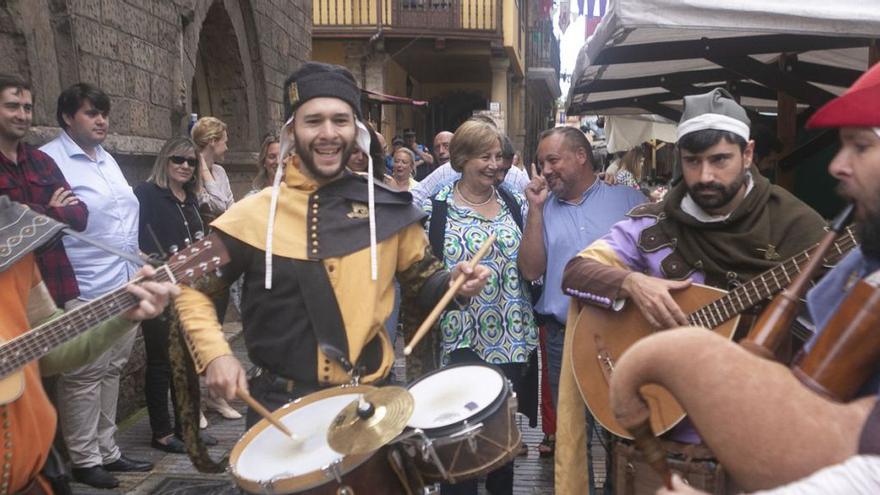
<box><xmin>229</xmin><ymin>384</ymin><xmax>379</xmax><ymax>493</ymax></box>
<box><xmin>405</xmin><ymin>362</ymin><xmax>510</xmax><ymax>436</ymax></box>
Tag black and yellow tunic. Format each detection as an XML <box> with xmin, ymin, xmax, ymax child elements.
<box><xmin>176</xmin><ymin>159</ymin><xmax>450</xmax><ymax>386</ymax></box>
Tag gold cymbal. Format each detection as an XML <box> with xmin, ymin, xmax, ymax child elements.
<box><xmin>327</xmin><ymin>386</ymin><xmax>414</xmax><ymax>455</ymax></box>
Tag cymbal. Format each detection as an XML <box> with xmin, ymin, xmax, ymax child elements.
<box><xmin>327</xmin><ymin>386</ymin><xmax>414</xmax><ymax>455</ymax></box>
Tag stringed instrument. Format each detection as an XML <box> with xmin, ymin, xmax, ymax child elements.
<box><xmin>571</xmin><ymin>226</ymin><xmax>858</xmax><ymax>439</ymax></box>
<box><xmin>0</xmin><ymin>233</ymin><xmax>229</xmax><ymax>405</ymax></box>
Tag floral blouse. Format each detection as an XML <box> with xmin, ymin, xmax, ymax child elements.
<box><xmin>421</xmin><ymin>182</ymin><xmax>538</xmax><ymax>365</ymax></box>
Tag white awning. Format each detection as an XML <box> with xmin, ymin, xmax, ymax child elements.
<box><xmin>567</xmin><ymin>0</ymin><xmax>880</xmax><ymax>117</ymax></box>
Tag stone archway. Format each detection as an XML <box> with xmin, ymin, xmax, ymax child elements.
<box><xmin>187</xmin><ymin>0</ymin><xmax>268</xmax><ymax>153</ymax></box>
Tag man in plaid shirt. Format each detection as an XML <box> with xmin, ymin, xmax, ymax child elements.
<box><xmin>0</xmin><ymin>74</ymin><xmax>87</xmax><ymax>306</ymax></box>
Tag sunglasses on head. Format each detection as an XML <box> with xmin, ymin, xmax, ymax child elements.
<box><xmin>170</xmin><ymin>155</ymin><xmax>199</xmax><ymax>168</ymax></box>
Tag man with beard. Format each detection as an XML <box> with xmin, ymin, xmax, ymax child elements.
<box><xmin>173</xmin><ymin>62</ymin><xmax>489</xmax><ymax>426</ymax></box>
<box><xmin>656</xmin><ymin>62</ymin><xmax>880</xmax><ymax>495</ymax></box>
<box><xmin>553</xmin><ymin>88</ymin><xmax>829</xmax><ymax>493</ymax></box>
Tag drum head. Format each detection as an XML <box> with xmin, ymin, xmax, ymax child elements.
<box><xmin>407</xmin><ymin>364</ymin><xmax>505</xmax><ymax>430</ymax></box>
<box><xmin>230</xmin><ymin>386</ymin><xmax>376</xmax><ymax>493</ymax></box>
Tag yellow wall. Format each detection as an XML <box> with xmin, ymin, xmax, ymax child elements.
<box><xmin>312</xmin><ymin>41</ymin><xmax>347</xmax><ymax>66</ymax></box>
<box><xmin>502</xmin><ymin>0</ymin><xmax>524</xmax><ymax>76</ymax></box>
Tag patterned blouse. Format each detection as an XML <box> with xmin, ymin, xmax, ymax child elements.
<box><xmin>421</xmin><ymin>182</ymin><xmax>538</xmax><ymax>365</ymax></box>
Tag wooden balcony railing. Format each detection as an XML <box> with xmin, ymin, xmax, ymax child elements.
<box><xmin>527</xmin><ymin>22</ymin><xmax>560</xmax><ymax>77</ymax></box>
<box><xmin>313</xmin><ymin>0</ymin><xmax>502</xmax><ymax>37</ymax></box>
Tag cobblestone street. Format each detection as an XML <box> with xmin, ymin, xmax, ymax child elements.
<box><xmin>72</xmin><ymin>323</ymin><xmax>555</xmax><ymax>494</ymax></box>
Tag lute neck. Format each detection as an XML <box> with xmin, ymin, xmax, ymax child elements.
<box><xmin>686</xmin><ymin>227</ymin><xmax>858</xmax><ymax>329</ymax></box>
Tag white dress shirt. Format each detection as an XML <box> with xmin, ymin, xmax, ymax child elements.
<box><xmin>41</xmin><ymin>131</ymin><xmax>140</xmax><ymax>299</ymax></box>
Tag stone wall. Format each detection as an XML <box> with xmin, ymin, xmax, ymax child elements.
<box><xmin>1</xmin><ymin>0</ymin><xmax>312</xmax><ymax>420</ymax></box>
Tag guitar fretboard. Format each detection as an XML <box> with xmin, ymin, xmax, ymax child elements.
<box><xmin>686</xmin><ymin>227</ymin><xmax>857</xmax><ymax>329</ymax></box>
<box><xmin>0</xmin><ymin>267</ymin><xmax>183</xmax><ymax>379</ymax></box>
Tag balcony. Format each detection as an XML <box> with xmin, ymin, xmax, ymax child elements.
<box><xmin>313</xmin><ymin>0</ymin><xmax>502</xmax><ymax>39</ymax></box>
<box><xmin>527</xmin><ymin>22</ymin><xmax>561</xmax><ymax>98</ymax></box>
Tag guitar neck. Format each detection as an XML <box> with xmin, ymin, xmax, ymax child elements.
<box><xmin>0</xmin><ymin>269</ymin><xmax>174</xmax><ymax>379</ymax></box>
<box><xmin>687</xmin><ymin>227</ymin><xmax>858</xmax><ymax>329</ymax></box>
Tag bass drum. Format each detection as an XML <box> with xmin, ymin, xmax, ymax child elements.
<box><xmin>229</xmin><ymin>385</ymin><xmax>406</xmax><ymax>494</ymax></box>
<box><xmin>402</xmin><ymin>363</ymin><xmax>521</xmax><ymax>484</ymax></box>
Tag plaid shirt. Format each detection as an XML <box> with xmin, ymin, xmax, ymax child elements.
<box><xmin>0</xmin><ymin>142</ymin><xmax>88</xmax><ymax>305</ymax></box>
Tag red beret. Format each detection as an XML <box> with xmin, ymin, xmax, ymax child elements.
<box><xmin>807</xmin><ymin>63</ymin><xmax>880</xmax><ymax>129</ymax></box>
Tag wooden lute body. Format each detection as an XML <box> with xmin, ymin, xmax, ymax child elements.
<box><xmin>571</xmin><ymin>227</ymin><xmax>858</xmax><ymax>439</ymax></box>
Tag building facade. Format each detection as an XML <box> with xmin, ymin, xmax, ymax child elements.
<box><xmin>311</xmin><ymin>0</ymin><xmax>559</xmax><ymax>159</ymax></box>
<box><xmin>1</xmin><ymin>0</ymin><xmax>311</xmax><ymax>197</ymax></box>
<box><xmin>0</xmin><ymin>0</ymin><xmax>312</xmax><ymax>417</ymax></box>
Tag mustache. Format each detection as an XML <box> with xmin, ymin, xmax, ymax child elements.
<box><xmin>692</xmin><ymin>182</ymin><xmax>726</xmax><ymax>193</ymax></box>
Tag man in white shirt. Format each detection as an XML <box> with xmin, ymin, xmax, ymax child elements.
<box><xmin>41</xmin><ymin>83</ymin><xmax>149</xmax><ymax>489</ymax></box>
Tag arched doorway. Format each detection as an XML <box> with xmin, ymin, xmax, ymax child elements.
<box><xmin>189</xmin><ymin>0</ymin><xmax>268</xmax><ymax>154</ymax></box>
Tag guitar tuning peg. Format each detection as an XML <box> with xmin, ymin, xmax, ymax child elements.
<box><xmin>194</xmin><ymin>231</ymin><xmax>205</xmax><ymax>241</ymax></box>
<box><xmin>184</xmin><ymin>238</ymin><xmax>192</xmax><ymax>247</ymax></box>
<box><xmin>169</xmin><ymin>245</ymin><xmax>179</xmax><ymax>254</ymax></box>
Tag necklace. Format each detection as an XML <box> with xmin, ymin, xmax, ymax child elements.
<box><xmin>455</xmin><ymin>182</ymin><xmax>495</xmax><ymax>207</ymax></box>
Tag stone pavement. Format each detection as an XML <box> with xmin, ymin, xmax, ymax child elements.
<box><xmin>72</xmin><ymin>323</ymin><xmax>556</xmax><ymax>494</ymax></box>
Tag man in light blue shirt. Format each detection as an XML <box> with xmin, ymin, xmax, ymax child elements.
<box><xmin>411</xmin><ymin>132</ymin><xmax>530</xmax><ymax>204</ymax></box>
<box><xmin>40</xmin><ymin>83</ymin><xmax>149</xmax><ymax>488</ymax></box>
<box><xmin>518</xmin><ymin>127</ymin><xmax>644</xmax><ymax>492</ymax></box>
<box><xmin>520</xmin><ymin>127</ymin><xmax>645</xmax><ymax>402</ymax></box>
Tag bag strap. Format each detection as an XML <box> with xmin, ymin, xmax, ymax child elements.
<box><xmin>497</xmin><ymin>186</ymin><xmax>523</xmax><ymax>231</ymax></box>
<box><xmin>428</xmin><ymin>198</ymin><xmax>448</xmax><ymax>260</ymax></box>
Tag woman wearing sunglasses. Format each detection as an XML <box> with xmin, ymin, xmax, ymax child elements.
<box><xmin>133</xmin><ymin>136</ymin><xmax>219</xmax><ymax>453</ymax></box>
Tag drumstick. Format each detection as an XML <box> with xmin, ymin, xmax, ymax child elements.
<box><xmin>236</xmin><ymin>389</ymin><xmax>298</xmax><ymax>440</ymax></box>
<box><xmin>404</xmin><ymin>233</ymin><xmax>496</xmax><ymax>356</ymax></box>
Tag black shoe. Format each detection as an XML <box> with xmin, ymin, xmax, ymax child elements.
<box><xmin>72</xmin><ymin>465</ymin><xmax>120</xmax><ymax>489</ymax></box>
<box><xmin>104</xmin><ymin>455</ymin><xmax>154</xmax><ymax>472</ymax></box>
<box><xmin>151</xmin><ymin>436</ymin><xmax>186</xmax><ymax>454</ymax></box>
<box><xmin>200</xmin><ymin>431</ymin><xmax>219</xmax><ymax>446</ymax></box>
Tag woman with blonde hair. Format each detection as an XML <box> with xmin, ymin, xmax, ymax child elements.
<box><xmin>190</xmin><ymin>117</ymin><xmax>240</xmax><ymax>420</ymax></box>
<box><xmin>250</xmin><ymin>133</ymin><xmax>281</xmax><ymax>193</ymax></box>
<box><xmin>134</xmin><ymin>136</ymin><xmax>220</xmax><ymax>452</ymax></box>
<box><xmin>391</xmin><ymin>147</ymin><xmax>418</xmax><ymax>191</ymax></box>
<box><xmin>191</xmin><ymin>116</ymin><xmax>234</xmax><ymax>218</ymax></box>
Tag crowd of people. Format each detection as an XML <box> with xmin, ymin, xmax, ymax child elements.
<box><xmin>2</xmin><ymin>56</ymin><xmax>879</xmax><ymax>495</ymax></box>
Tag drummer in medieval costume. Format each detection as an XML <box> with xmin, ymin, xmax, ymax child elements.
<box><xmin>554</xmin><ymin>89</ymin><xmax>829</xmax><ymax>493</ymax></box>
<box><xmin>174</xmin><ymin>62</ymin><xmax>490</xmax><ymax>426</ymax></box>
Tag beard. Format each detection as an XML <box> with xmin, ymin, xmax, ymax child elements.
<box><xmin>688</xmin><ymin>170</ymin><xmax>748</xmax><ymax>211</ymax></box>
<box><xmin>839</xmin><ymin>184</ymin><xmax>880</xmax><ymax>260</ymax></box>
<box><xmin>295</xmin><ymin>136</ymin><xmax>356</xmax><ymax>181</ymax></box>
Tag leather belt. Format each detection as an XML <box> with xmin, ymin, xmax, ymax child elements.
<box><xmin>14</xmin><ymin>476</ymin><xmax>50</xmax><ymax>495</ymax></box>
<box><xmin>250</xmin><ymin>367</ymin><xmax>318</xmax><ymax>396</ymax></box>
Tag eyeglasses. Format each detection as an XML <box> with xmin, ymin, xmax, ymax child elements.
<box><xmin>170</xmin><ymin>156</ymin><xmax>199</xmax><ymax>168</ymax></box>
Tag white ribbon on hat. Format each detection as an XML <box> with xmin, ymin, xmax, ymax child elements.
<box><xmin>263</xmin><ymin>115</ymin><xmax>295</xmax><ymax>289</ymax></box>
<box><xmin>354</xmin><ymin>120</ymin><xmax>378</xmax><ymax>281</ymax></box>
<box><xmin>677</xmin><ymin>113</ymin><xmax>750</xmax><ymax>141</ymax></box>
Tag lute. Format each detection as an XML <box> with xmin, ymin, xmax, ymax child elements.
<box><xmin>571</xmin><ymin>226</ymin><xmax>858</xmax><ymax>439</ymax></box>
<box><xmin>0</xmin><ymin>233</ymin><xmax>229</xmax><ymax>404</ymax></box>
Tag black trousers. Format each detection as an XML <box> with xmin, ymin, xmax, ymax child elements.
<box><xmin>141</xmin><ymin>315</ymin><xmax>180</xmax><ymax>439</ymax></box>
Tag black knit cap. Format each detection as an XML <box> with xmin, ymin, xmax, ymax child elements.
<box><xmin>283</xmin><ymin>62</ymin><xmax>363</xmax><ymax>121</ymax></box>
